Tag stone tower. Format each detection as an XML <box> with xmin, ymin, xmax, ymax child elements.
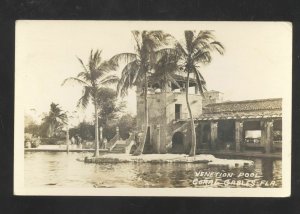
<box><xmin>136</xmin><ymin>72</ymin><xmax>203</xmax><ymax>154</ymax></box>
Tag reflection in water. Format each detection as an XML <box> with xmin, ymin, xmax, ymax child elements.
<box><xmin>24</xmin><ymin>152</ymin><xmax>282</xmax><ymax>188</ymax></box>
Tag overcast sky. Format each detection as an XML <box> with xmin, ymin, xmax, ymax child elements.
<box><xmin>15</xmin><ymin>21</ymin><xmax>292</xmax><ymax>124</ymax></box>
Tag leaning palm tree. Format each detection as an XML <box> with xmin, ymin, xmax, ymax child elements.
<box><xmin>175</xmin><ymin>31</ymin><xmax>225</xmax><ymax>156</ymax></box>
<box><xmin>111</xmin><ymin>31</ymin><xmax>171</xmax><ymax>155</ymax></box>
<box><xmin>42</xmin><ymin>103</ymin><xmax>67</xmax><ymax>137</ymax></box>
<box><xmin>62</xmin><ymin>50</ymin><xmax>119</xmax><ymax>157</ymax></box>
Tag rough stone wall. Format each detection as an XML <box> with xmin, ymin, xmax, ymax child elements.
<box><xmin>202</xmin><ymin>91</ymin><xmax>224</xmax><ymax>107</ymax></box>
<box><xmin>137</xmin><ymin>92</ymin><xmax>202</xmax><ymax>153</ymax></box>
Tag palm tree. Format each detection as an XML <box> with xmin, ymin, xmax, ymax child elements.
<box><xmin>42</xmin><ymin>103</ymin><xmax>67</xmax><ymax>137</ymax></box>
<box><xmin>62</xmin><ymin>50</ymin><xmax>119</xmax><ymax>157</ymax></box>
<box><xmin>150</xmin><ymin>49</ymin><xmax>181</xmax><ymax>92</ymax></box>
<box><xmin>111</xmin><ymin>31</ymin><xmax>171</xmax><ymax>155</ymax></box>
<box><xmin>175</xmin><ymin>31</ymin><xmax>225</xmax><ymax>156</ymax></box>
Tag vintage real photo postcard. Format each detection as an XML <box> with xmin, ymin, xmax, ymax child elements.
<box><xmin>14</xmin><ymin>21</ymin><xmax>292</xmax><ymax>197</ymax></box>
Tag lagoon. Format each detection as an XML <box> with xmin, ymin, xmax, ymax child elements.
<box><xmin>24</xmin><ymin>151</ymin><xmax>282</xmax><ymax>188</ymax></box>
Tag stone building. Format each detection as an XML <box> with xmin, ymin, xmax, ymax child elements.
<box><xmin>136</xmin><ymin>74</ymin><xmax>282</xmax><ymax>155</ymax></box>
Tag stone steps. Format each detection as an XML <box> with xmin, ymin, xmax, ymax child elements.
<box><xmin>110</xmin><ymin>141</ymin><xmax>127</xmax><ymax>153</ymax></box>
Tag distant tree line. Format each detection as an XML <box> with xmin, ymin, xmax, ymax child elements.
<box><xmin>69</xmin><ymin>114</ymin><xmax>136</xmax><ymax>142</ymax></box>
<box><xmin>25</xmin><ymin>103</ymin><xmax>67</xmax><ymax>139</ymax></box>
<box><xmin>24</xmin><ymin>88</ymin><xmax>135</xmax><ymax>144</ymax></box>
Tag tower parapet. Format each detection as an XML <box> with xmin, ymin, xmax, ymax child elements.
<box><xmin>202</xmin><ymin>90</ymin><xmax>224</xmax><ymax>106</ymax></box>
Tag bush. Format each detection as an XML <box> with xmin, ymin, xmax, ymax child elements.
<box><xmin>31</xmin><ymin>138</ymin><xmax>41</xmax><ymax>148</ymax></box>
<box><xmin>40</xmin><ymin>137</ymin><xmax>61</xmax><ymax>145</ymax></box>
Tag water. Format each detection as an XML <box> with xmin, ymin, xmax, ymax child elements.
<box><xmin>24</xmin><ymin>152</ymin><xmax>282</xmax><ymax>188</ymax></box>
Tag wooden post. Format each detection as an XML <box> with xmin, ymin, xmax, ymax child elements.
<box><xmin>261</xmin><ymin>120</ymin><xmax>273</xmax><ymax>153</ymax></box>
<box><xmin>235</xmin><ymin>121</ymin><xmax>243</xmax><ymax>152</ymax></box>
<box><xmin>156</xmin><ymin>125</ymin><xmax>161</xmax><ymax>154</ymax></box>
<box><xmin>210</xmin><ymin>121</ymin><xmax>218</xmax><ymax>150</ymax></box>
<box><xmin>265</xmin><ymin>120</ymin><xmax>273</xmax><ymax>153</ymax></box>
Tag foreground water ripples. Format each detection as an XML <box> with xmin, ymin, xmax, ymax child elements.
<box><xmin>24</xmin><ymin>152</ymin><xmax>282</xmax><ymax>188</ymax></box>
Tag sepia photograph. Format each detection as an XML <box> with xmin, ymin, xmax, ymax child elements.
<box><xmin>14</xmin><ymin>21</ymin><xmax>292</xmax><ymax>196</ymax></box>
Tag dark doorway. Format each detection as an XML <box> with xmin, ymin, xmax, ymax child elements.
<box><xmin>217</xmin><ymin>120</ymin><xmax>235</xmax><ymax>150</ymax></box>
<box><xmin>202</xmin><ymin>123</ymin><xmax>211</xmax><ymax>150</ymax></box>
<box><xmin>196</xmin><ymin>124</ymin><xmax>202</xmax><ymax>149</ymax></box>
<box><xmin>196</xmin><ymin>123</ymin><xmax>210</xmax><ymax>151</ymax></box>
<box><xmin>143</xmin><ymin>126</ymin><xmax>152</xmax><ymax>154</ymax></box>
<box><xmin>171</xmin><ymin>132</ymin><xmax>185</xmax><ymax>153</ymax></box>
<box><xmin>175</xmin><ymin>104</ymin><xmax>182</xmax><ymax>120</ymax></box>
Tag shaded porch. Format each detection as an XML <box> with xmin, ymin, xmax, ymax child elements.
<box><xmin>195</xmin><ymin>117</ymin><xmax>282</xmax><ymax>155</ymax></box>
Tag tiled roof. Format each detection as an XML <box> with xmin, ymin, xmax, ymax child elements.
<box><xmin>196</xmin><ymin>110</ymin><xmax>282</xmax><ymax>121</ymax></box>
<box><xmin>196</xmin><ymin>98</ymin><xmax>282</xmax><ymax>121</ymax></box>
<box><xmin>203</xmin><ymin>98</ymin><xmax>282</xmax><ymax>114</ymax></box>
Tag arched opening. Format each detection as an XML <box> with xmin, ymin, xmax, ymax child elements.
<box><xmin>171</xmin><ymin>132</ymin><xmax>185</xmax><ymax>154</ymax></box>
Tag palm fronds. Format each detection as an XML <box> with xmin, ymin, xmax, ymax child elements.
<box><xmin>99</xmin><ymin>74</ymin><xmax>119</xmax><ymax>86</ymax></box>
<box><xmin>110</xmin><ymin>53</ymin><xmax>139</xmax><ymax>65</ymax></box>
<box><xmin>62</xmin><ymin>49</ymin><xmax>118</xmax><ymax>109</ymax></box>
<box><xmin>77</xmin><ymin>86</ymin><xmax>92</xmax><ymax>109</ymax></box>
<box><xmin>117</xmin><ymin>60</ymin><xmax>141</xmax><ymax>96</ymax></box>
<box><xmin>61</xmin><ymin>77</ymin><xmax>89</xmax><ymax>87</ymax></box>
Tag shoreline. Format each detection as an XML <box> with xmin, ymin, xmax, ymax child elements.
<box><xmin>83</xmin><ymin>154</ymin><xmax>254</xmax><ymax>168</ymax></box>
<box><xmin>24</xmin><ymin>147</ymin><xmax>282</xmax><ymax>159</ymax></box>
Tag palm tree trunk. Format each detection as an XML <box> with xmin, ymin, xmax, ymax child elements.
<box><xmin>133</xmin><ymin>71</ymin><xmax>149</xmax><ymax>155</ymax></box>
<box><xmin>185</xmin><ymin>72</ymin><xmax>197</xmax><ymax>156</ymax></box>
<box><xmin>94</xmin><ymin>102</ymin><xmax>99</xmax><ymax>157</ymax></box>
<box><xmin>48</xmin><ymin>123</ymin><xmax>54</xmax><ymax>138</ymax></box>
<box><xmin>66</xmin><ymin>124</ymin><xmax>70</xmax><ymax>154</ymax></box>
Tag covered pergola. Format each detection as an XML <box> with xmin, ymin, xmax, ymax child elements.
<box><xmin>194</xmin><ymin>98</ymin><xmax>282</xmax><ymax>154</ymax></box>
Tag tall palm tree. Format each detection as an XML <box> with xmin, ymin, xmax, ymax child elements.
<box><xmin>150</xmin><ymin>49</ymin><xmax>181</xmax><ymax>92</ymax></box>
<box><xmin>42</xmin><ymin>103</ymin><xmax>67</xmax><ymax>137</ymax></box>
<box><xmin>111</xmin><ymin>31</ymin><xmax>171</xmax><ymax>155</ymax></box>
<box><xmin>175</xmin><ymin>31</ymin><xmax>225</xmax><ymax>156</ymax></box>
<box><xmin>62</xmin><ymin>50</ymin><xmax>119</xmax><ymax>157</ymax></box>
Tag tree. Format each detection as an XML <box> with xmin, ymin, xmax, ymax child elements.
<box><xmin>62</xmin><ymin>50</ymin><xmax>119</xmax><ymax>157</ymax></box>
<box><xmin>40</xmin><ymin>103</ymin><xmax>67</xmax><ymax>138</ymax></box>
<box><xmin>76</xmin><ymin>121</ymin><xmax>95</xmax><ymax>141</ymax></box>
<box><xmin>111</xmin><ymin>31</ymin><xmax>171</xmax><ymax>155</ymax></box>
<box><xmin>117</xmin><ymin>114</ymin><xmax>136</xmax><ymax>139</ymax></box>
<box><xmin>175</xmin><ymin>31</ymin><xmax>224</xmax><ymax>156</ymax></box>
<box><xmin>24</xmin><ymin>113</ymin><xmax>40</xmax><ymax>136</ymax></box>
<box><xmin>97</xmin><ymin>87</ymin><xmax>125</xmax><ymax>127</ymax></box>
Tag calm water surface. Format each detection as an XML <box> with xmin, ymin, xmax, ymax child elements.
<box><xmin>24</xmin><ymin>152</ymin><xmax>282</xmax><ymax>188</ymax></box>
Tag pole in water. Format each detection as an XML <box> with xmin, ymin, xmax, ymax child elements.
<box><xmin>66</xmin><ymin>125</ymin><xmax>70</xmax><ymax>154</ymax></box>
<box><xmin>99</xmin><ymin>126</ymin><xmax>103</xmax><ymax>150</ymax></box>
